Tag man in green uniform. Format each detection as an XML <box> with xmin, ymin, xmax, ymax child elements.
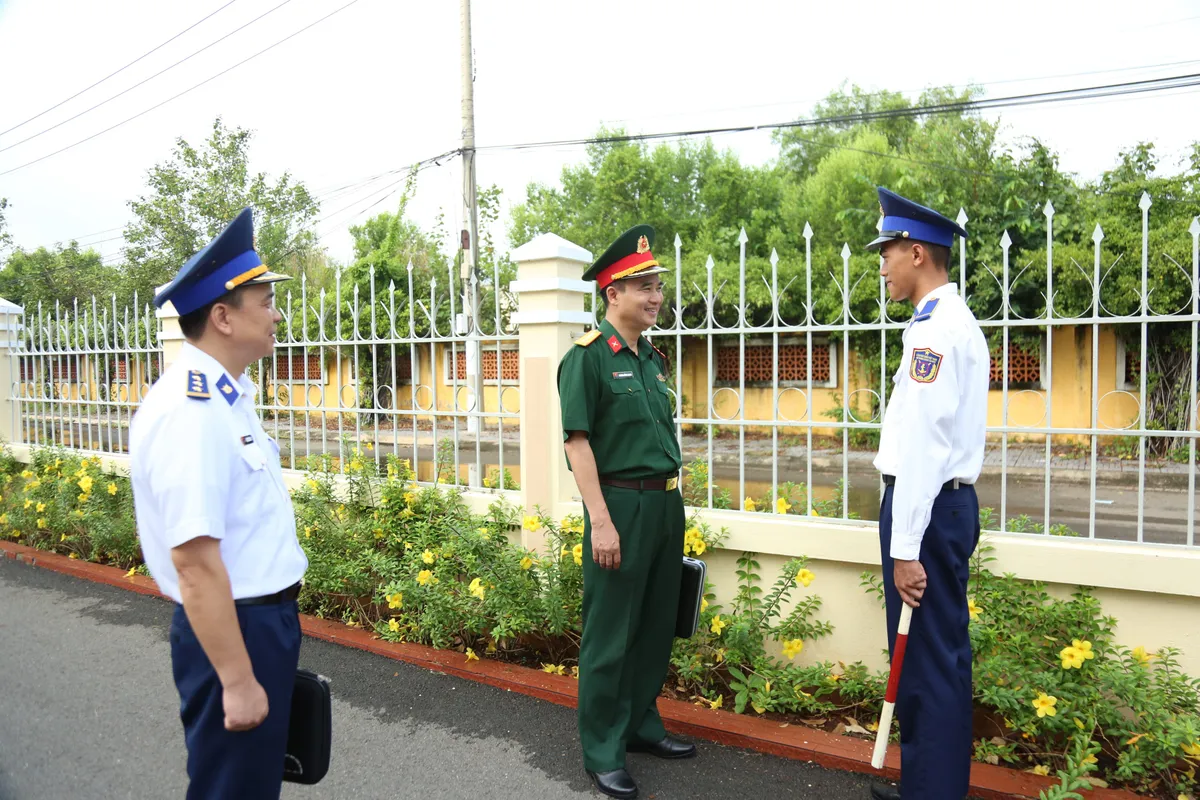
<box><xmin>558</xmin><ymin>224</ymin><xmax>696</xmax><ymax>799</ymax></box>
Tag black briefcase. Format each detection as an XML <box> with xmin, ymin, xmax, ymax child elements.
<box><xmin>675</xmin><ymin>556</ymin><xmax>707</xmax><ymax>638</ymax></box>
<box><xmin>283</xmin><ymin>668</ymin><xmax>332</xmax><ymax>785</ymax></box>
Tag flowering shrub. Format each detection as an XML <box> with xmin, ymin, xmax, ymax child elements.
<box><xmin>2</xmin><ymin>443</ymin><xmax>1198</xmax><ymax>798</ymax></box>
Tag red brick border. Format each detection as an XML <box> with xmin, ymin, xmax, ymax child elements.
<box><xmin>0</xmin><ymin>539</ymin><xmax>1146</xmax><ymax>799</ymax></box>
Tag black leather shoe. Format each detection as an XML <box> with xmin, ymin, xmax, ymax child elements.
<box><xmin>627</xmin><ymin>736</ymin><xmax>698</xmax><ymax>759</ymax></box>
<box><xmin>586</xmin><ymin>768</ymin><xmax>638</xmax><ymax>799</ymax></box>
<box><xmin>870</xmin><ymin>783</ymin><xmax>901</xmax><ymax>800</ymax></box>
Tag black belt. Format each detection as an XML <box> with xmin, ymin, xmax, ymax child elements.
<box><xmin>235</xmin><ymin>581</ymin><xmax>302</xmax><ymax>606</ymax></box>
<box><xmin>600</xmin><ymin>475</ymin><xmax>680</xmax><ymax>492</ymax></box>
<box><xmin>882</xmin><ymin>474</ymin><xmax>971</xmax><ymax>491</ymax></box>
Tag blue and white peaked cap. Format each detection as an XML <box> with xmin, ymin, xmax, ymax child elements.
<box><xmin>153</xmin><ymin>207</ymin><xmax>291</xmax><ymax>316</ymax></box>
<box><xmin>865</xmin><ymin>187</ymin><xmax>968</xmax><ymax>251</ymax></box>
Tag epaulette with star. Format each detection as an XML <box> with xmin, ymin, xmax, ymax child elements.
<box><xmin>186</xmin><ymin>370</ymin><xmax>210</xmax><ymax>400</ymax></box>
<box><xmin>574</xmin><ymin>329</ymin><xmax>601</xmax><ymax>347</ymax></box>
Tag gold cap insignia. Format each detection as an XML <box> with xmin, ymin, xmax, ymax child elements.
<box><xmin>636</xmin><ymin>235</ymin><xmax>650</xmax><ymax>254</ymax></box>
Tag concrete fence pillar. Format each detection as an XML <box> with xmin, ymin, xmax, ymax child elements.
<box><xmin>155</xmin><ymin>286</ymin><xmax>184</xmax><ymax>371</ymax></box>
<box><xmin>510</xmin><ymin>234</ymin><xmax>594</xmax><ymax>552</ymax></box>
<box><xmin>0</xmin><ymin>297</ymin><xmax>24</xmax><ymax>446</ymax></box>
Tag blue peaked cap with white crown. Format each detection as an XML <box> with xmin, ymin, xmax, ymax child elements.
<box><xmin>865</xmin><ymin>187</ymin><xmax>968</xmax><ymax>251</ymax></box>
<box><xmin>153</xmin><ymin>207</ymin><xmax>290</xmax><ymax>316</ymax></box>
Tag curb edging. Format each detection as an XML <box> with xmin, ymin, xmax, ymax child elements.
<box><xmin>0</xmin><ymin>539</ymin><xmax>1145</xmax><ymax>800</ymax></box>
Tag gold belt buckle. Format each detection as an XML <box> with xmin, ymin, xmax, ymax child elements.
<box><xmin>665</xmin><ymin>477</ymin><xmax>678</xmax><ymax>492</ymax></box>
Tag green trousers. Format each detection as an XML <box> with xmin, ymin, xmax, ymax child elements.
<box><xmin>578</xmin><ymin>484</ymin><xmax>685</xmax><ymax>772</ymax></box>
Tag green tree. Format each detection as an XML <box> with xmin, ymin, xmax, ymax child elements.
<box><xmin>0</xmin><ymin>243</ymin><xmax>120</xmax><ymax>310</ymax></box>
<box><xmin>0</xmin><ymin>197</ymin><xmax>11</xmax><ymax>256</ymax></box>
<box><xmin>120</xmin><ymin>117</ymin><xmax>321</xmax><ymax>305</ymax></box>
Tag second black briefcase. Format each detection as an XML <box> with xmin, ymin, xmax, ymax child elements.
<box><xmin>283</xmin><ymin>668</ymin><xmax>332</xmax><ymax>785</ymax></box>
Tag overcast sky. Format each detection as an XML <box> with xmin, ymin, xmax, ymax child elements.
<box><xmin>1</xmin><ymin>0</ymin><xmax>1197</xmax><ymax>272</ymax></box>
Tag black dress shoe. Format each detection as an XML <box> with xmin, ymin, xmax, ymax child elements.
<box><xmin>586</xmin><ymin>768</ymin><xmax>638</xmax><ymax>799</ymax></box>
<box><xmin>870</xmin><ymin>783</ymin><xmax>901</xmax><ymax>800</ymax></box>
<box><xmin>627</xmin><ymin>736</ymin><xmax>698</xmax><ymax>759</ymax></box>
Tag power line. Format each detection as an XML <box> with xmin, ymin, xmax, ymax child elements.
<box><xmin>0</xmin><ymin>0</ymin><xmax>364</xmax><ymax>178</ymax></box>
<box><xmin>0</xmin><ymin>0</ymin><xmax>243</xmax><ymax>139</ymax></box>
<box><xmin>476</xmin><ymin>71</ymin><xmax>1200</xmax><ymax>155</ymax></box>
<box><xmin>0</xmin><ymin>0</ymin><xmax>298</xmax><ymax>156</ymax></box>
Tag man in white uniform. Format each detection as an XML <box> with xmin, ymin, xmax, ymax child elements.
<box><xmin>866</xmin><ymin>187</ymin><xmax>990</xmax><ymax>800</ymax></box>
<box><xmin>131</xmin><ymin>207</ymin><xmax>308</xmax><ymax>799</ymax></box>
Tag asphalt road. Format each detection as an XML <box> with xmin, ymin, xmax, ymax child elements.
<box><xmin>0</xmin><ymin>558</ymin><xmax>897</xmax><ymax>800</ymax></box>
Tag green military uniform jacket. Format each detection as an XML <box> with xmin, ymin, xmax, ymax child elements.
<box><xmin>557</xmin><ymin>319</ymin><xmax>682</xmax><ymax>479</ymax></box>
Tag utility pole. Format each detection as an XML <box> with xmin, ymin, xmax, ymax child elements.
<box><xmin>459</xmin><ymin>0</ymin><xmax>483</xmax><ymax>482</ymax></box>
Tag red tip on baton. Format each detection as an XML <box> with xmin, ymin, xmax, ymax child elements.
<box><xmin>871</xmin><ymin>603</ymin><xmax>913</xmax><ymax>770</ymax></box>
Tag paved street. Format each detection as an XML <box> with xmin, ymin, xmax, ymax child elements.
<box><xmin>0</xmin><ymin>558</ymin><xmax>902</xmax><ymax>800</ymax></box>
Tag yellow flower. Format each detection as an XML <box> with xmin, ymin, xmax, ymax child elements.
<box><xmin>541</xmin><ymin>663</ymin><xmax>566</xmax><ymax>676</ymax></box>
<box><xmin>1082</xmin><ymin>753</ymin><xmax>1098</xmax><ymax>765</ymax></box>
<box><xmin>572</xmin><ymin>543</ymin><xmax>584</xmax><ymax>567</ymax></box>
<box><xmin>60</xmin><ymin>533</ymin><xmax>67</xmax><ymax>541</ymax></box>
<box><xmin>125</xmin><ymin>567</ymin><xmax>137</xmax><ymax>578</ymax></box>
<box><xmin>1060</xmin><ymin>646</ymin><xmax>1085</xmax><ymax>670</ymax></box>
<box><xmin>1072</xmin><ymin>639</ymin><xmax>1095</xmax><ymax>661</ymax></box>
<box><xmin>692</xmin><ymin>538</ymin><xmax>706</xmax><ymax>555</ymax></box>
<box><xmin>710</xmin><ymin>615</ymin><xmax>727</xmax><ymax>635</ymax></box>
<box><xmin>404</xmin><ymin>492</ymin><xmax>416</xmax><ymax>506</ymax></box>
<box><xmin>0</xmin><ymin>513</ymin><xmax>7</xmax><ymax>524</ymax></box>
<box><xmin>366</xmin><ymin>442</ymin><xmax>374</xmax><ymax>451</ymax></box>
<box><xmin>795</xmin><ymin>568</ymin><xmax>815</xmax><ymax>587</ymax></box>
<box><xmin>107</xmin><ymin>483</ymin><xmax>117</xmax><ymax>495</ymax></box>
<box><xmin>714</xmin><ymin>648</ymin><xmax>726</xmax><ymax>663</ymax></box>
<box><xmin>36</xmin><ymin>518</ymin><xmax>46</xmax><ymax>529</ymax></box>
<box><xmin>78</xmin><ymin>493</ymin><xmax>89</xmax><ymax>503</ymax></box>
<box><xmin>520</xmin><ymin>556</ymin><xmax>533</xmax><ymax>571</ymax></box>
<box><xmin>1030</xmin><ymin>765</ymin><xmax>1050</xmax><ymax>776</ymax></box>
<box><xmin>24</xmin><ymin>499</ymin><xmax>32</xmax><ymax>509</ymax></box>
<box><xmin>781</xmin><ymin>638</ymin><xmax>805</xmax><ymax>660</ymax></box>
<box><xmin>465</xmin><ymin>648</ymin><xmax>479</xmax><ymax>662</ymax></box>
<box><xmin>468</xmin><ymin>577</ymin><xmax>485</xmax><ymax>600</ymax></box>
<box><xmin>349</xmin><ymin>458</ymin><xmax>362</xmax><ymax>471</ymax></box>
<box><xmin>78</xmin><ymin>475</ymin><xmax>94</xmax><ymax>494</ymax></box>
<box><xmin>422</xmin><ymin>549</ymin><xmax>436</xmax><ymax>565</ymax></box>
<box><xmin>743</xmin><ymin>497</ymin><xmax>757</xmax><ymax>512</ymax></box>
<box><xmin>811</xmin><ymin>507</ymin><xmax>821</xmax><ymax>517</ymax></box>
<box><xmin>386</xmin><ymin>592</ymin><xmax>403</xmax><ymax>609</ymax></box>
<box><xmin>522</xmin><ymin>515</ymin><xmax>541</xmax><ymax>532</ymax></box>
<box><xmin>36</xmin><ymin>502</ymin><xmax>45</xmax><ymax>513</ymax></box>
<box><xmin>387</xmin><ymin>618</ymin><xmax>400</xmax><ymax>632</ymax></box>
<box><xmin>561</xmin><ymin>546</ymin><xmax>569</xmax><ymax>559</ymax></box>
<box><xmin>1033</xmin><ymin>693</ymin><xmax>1058</xmax><ymax>718</ymax></box>
<box><xmin>700</xmin><ymin>597</ymin><xmax>708</xmax><ymax>612</ymax></box>
<box><xmin>705</xmin><ymin>695</ymin><xmax>723</xmax><ymax>710</ymax></box>
<box><xmin>1132</xmin><ymin>645</ymin><xmax>1151</xmax><ymax>665</ymax></box>
<box><xmin>416</xmin><ymin>570</ymin><xmax>435</xmax><ymax>586</ymax></box>
<box><xmin>20</xmin><ymin>470</ymin><xmax>32</xmax><ymax>478</ymax></box>
<box><xmin>374</xmin><ymin>528</ymin><xmax>384</xmax><ymax>539</ymax></box>
<box><xmin>776</xmin><ymin>497</ymin><xmax>792</xmax><ymax>514</ymax></box>
<box><xmin>68</xmin><ymin>552</ymin><xmax>78</xmax><ymax>559</ymax></box>
<box><xmin>306</xmin><ymin>479</ymin><xmax>320</xmax><ymax>491</ymax></box>
<box><xmin>1182</xmin><ymin>742</ymin><xmax>1200</xmax><ymax>757</ymax></box>
<box><xmin>967</xmin><ymin>597</ymin><xmax>983</xmax><ymax>621</ymax></box>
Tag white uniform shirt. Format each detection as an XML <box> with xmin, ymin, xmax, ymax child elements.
<box><xmin>130</xmin><ymin>342</ymin><xmax>307</xmax><ymax>603</ymax></box>
<box><xmin>873</xmin><ymin>283</ymin><xmax>990</xmax><ymax>560</ymax></box>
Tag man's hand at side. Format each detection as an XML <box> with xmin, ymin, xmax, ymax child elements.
<box><xmin>172</xmin><ymin>536</ymin><xmax>268</xmax><ymax>731</ymax></box>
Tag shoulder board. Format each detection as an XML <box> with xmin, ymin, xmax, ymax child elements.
<box><xmin>186</xmin><ymin>370</ymin><xmax>211</xmax><ymax>400</ymax></box>
<box><xmin>574</xmin><ymin>329</ymin><xmax>601</xmax><ymax>347</ymax></box>
<box><xmin>651</xmin><ymin>344</ymin><xmax>671</xmax><ymax>376</ymax></box>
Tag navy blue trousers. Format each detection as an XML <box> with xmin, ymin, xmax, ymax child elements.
<box><xmin>170</xmin><ymin>600</ymin><xmax>302</xmax><ymax>800</ymax></box>
<box><xmin>880</xmin><ymin>484</ymin><xmax>980</xmax><ymax>800</ymax></box>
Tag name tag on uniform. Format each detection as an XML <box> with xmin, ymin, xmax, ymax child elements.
<box><xmin>612</xmin><ymin>371</ymin><xmax>634</xmax><ymax>379</ymax></box>
<box><xmin>241</xmin><ymin>435</ymin><xmax>255</xmax><ymax>445</ymax></box>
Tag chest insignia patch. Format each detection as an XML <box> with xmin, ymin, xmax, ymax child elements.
<box><xmin>186</xmin><ymin>370</ymin><xmax>210</xmax><ymax>400</ymax></box>
<box><xmin>612</xmin><ymin>371</ymin><xmax>634</xmax><ymax>379</ymax></box>
<box><xmin>656</xmin><ymin>373</ymin><xmax>666</xmax><ymax>382</ymax></box>
<box><xmin>910</xmin><ymin>347</ymin><xmax>943</xmax><ymax>383</ymax></box>
<box><xmin>607</xmin><ymin>335</ymin><xmax>622</xmax><ymax>353</ymax></box>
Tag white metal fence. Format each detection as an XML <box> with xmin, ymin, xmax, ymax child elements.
<box><xmin>5</xmin><ymin>199</ymin><xmax>1198</xmax><ymax>547</ymax></box>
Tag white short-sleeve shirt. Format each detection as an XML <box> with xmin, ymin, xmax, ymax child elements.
<box><xmin>130</xmin><ymin>342</ymin><xmax>307</xmax><ymax>603</ymax></box>
<box><xmin>873</xmin><ymin>283</ymin><xmax>991</xmax><ymax>561</ymax></box>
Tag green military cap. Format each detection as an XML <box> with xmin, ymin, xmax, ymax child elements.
<box><xmin>583</xmin><ymin>224</ymin><xmax>671</xmax><ymax>290</ymax></box>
